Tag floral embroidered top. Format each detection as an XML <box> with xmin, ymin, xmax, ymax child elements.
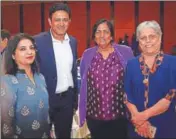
<box><xmin>1</xmin><ymin>70</ymin><xmax>50</xmax><ymax>138</ymax></box>
<box><xmin>124</xmin><ymin>54</ymin><xmax>176</xmax><ymax>138</ymax></box>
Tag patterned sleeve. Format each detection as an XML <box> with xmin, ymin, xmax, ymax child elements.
<box><xmin>124</xmin><ymin>60</ymin><xmax>135</xmax><ymax>105</ymax></box>
<box><xmin>165</xmin><ymin>56</ymin><xmax>176</xmax><ymax>101</ymax></box>
<box><xmin>1</xmin><ymin>75</ymin><xmax>17</xmax><ymax>138</ymax></box>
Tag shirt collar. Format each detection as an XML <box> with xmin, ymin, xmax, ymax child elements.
<box><xmin>50</xmin><ymin>29</ymin><xmax>70</xmax><ymax>42</ymax></box>
<box><xmin>17</xmin><ymin>69</ymin><xmax>26</xmax><ymax>74</ymax></box>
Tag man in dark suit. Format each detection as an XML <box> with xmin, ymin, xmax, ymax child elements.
<box><xmin>0</xmin><ymin>29</ymin><xmax>11</xmax><ymax>55</ymax></box>
<box><xmin>34</xmin><ymin>3</ymin><xmax>78</xmax><ymax>138</ymax></box>
<box><xmin>1</xmin><ymin>29</ymin><xmax>11</xmax><ymax>74</ymax></box>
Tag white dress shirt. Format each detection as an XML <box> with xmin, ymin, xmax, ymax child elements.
<box><xmin>51</xmin><ymin>32</ymin><xmax>74</xmax><ymax>94</ymax></box>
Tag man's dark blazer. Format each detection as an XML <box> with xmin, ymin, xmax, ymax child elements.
<box><xmin>34</xmin><ymin>31</ymin><xmax>78</xmax><ymax>108</ymax></box>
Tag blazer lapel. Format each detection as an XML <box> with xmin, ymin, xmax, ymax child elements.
<box><xmin>44</xmin><ymin>32</ymin><xmax>57</xmax><ymax>75</ymax></box>
<box><xmin>69</xmin><ymin>37</ymin><xmax>76</xmax><ymax>61</ymax></box>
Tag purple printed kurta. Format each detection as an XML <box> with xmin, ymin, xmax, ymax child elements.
<box><xmin>79</xmin><ymin>43</ymin><xmax>134</xmax><ymax>127</ymax></box>
<box><xmin>87</xmin><ymin>51</ymin><xmax>126</xmax><ymax>120</ymax></box>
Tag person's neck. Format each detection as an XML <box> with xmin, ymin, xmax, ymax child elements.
<box><xmin>51</xmin><ymin>30</ymin><xmax>65</xmax><ymax>41</ymax></box>
<box><xmin>142</xmin><ymin>51</ymin><xmax>160</xmax><ymax>60</ymax></box>
<box><xmin>98</xmin><ymin>45</ymin><xmax>114</xmax><ymax>60</ymax></box>
<box><xmin>19</xmin><ymin>66</ymin><xmax>32</xmax><ymax>76</ymax></box>
<box><xmin>142</xmin><ymin>51</ymin><xmax>160</xmax><ymax>69</ymax></box>
<box><xmin>98</xmin><ymin>45</ymin><xmax>113</xmax><ymax>52</ymax></box>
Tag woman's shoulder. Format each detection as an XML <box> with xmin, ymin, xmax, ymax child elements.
<box><xmin>37</xmin><ymin>73</ymin><xmax>45</xmax><ymax>80</ymax></box>
<box><xmin>1</xmin><ymin>74</ymin><xmax>18</xmax><ymax>84</ymax></box>
<box><xmin>127</xmin><ymin>56</ymin><xmax>140</xmax><ymax>64</ymax></box>
<box><xmin>83</xmin><ymin>47</ymin><xmax>96</xmax><ymax>54</ymax></box>
<box><xmin>163</xmin><ymin>54</ymin><xmax>176</xmax><ymax>65</ymax></box>
<box><xmin>1</xmin><ymin>74</ymin><xmax>19</xmax><ymax>93</ymax></box>
<box><xmin>115</xmin><ymin>44</ymin><xmax>132</xmax><ymax>52</ymax></box>
<box><xmin>125</xmin><ymin>56</ymin><xmax>140</xmax><ymax>71</ymax></box>
<box><xmin>35</xmin><ymin>73</ymin><xmax>47</xmax><ymax>86</ymax></box>
<box><xmin>114</xmin><ymin>43</ymin><xmax>134</xmax><ymax>59</ymax></box>
<box><xmin>81</xmin><ymin>47</ymin><xmax>97</xmax><ymax>60</ymax></box>
<box><xmin>164</xmin><ymin>54</ymin><xmax>176</xmax><ymax>60</ymax></box>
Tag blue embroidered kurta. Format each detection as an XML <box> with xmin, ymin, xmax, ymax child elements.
<box><xmin>1</xmin><ymin>70</ymin><xmax>50</xmax><ymax>138</ymax></box>
<box><xmin>124</xmin><ymin>54</ymin><xmax>176</xmax><ymax>138</ymax></box>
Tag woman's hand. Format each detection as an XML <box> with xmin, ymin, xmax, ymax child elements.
<box><xmin>131</xmin><ymin>111</ymin><xmax>149</xmax><ymax>127</ymax></box>
<box><xmin>50</xmin><ymin>129</ymin><xmax>56</xmax><ymax>139</ymax></box>
<box><xmin>135</xmin><ymin>121</ymin><xmax>151</xmax><ymax>138</ymax></box>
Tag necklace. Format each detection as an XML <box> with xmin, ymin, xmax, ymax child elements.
<box><xmin>139</xmin><ymin>51</ymin><xmax>164</xmax><ymax>109</ymax></box>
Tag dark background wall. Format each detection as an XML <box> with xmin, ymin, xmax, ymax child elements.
<box><xmin>1</xmin><ymin>1</ymin><xmax>176</xmax><ymax>57</ymax></box>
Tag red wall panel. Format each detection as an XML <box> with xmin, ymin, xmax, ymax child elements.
<box><xmin>23</xmin><ymin>3</ymin><xmax>41</xmax><ymax>35</ymax></box>
<box><xmin>2</xmin><ymin>5</ymin><xmax>20</xmax><ymax>35</ymax></box>
<box><xmin>2</xmin><ymin>1</ymin><xmax>176</xmax><ymax>55</ymax></box>
<box><xmin>164</xmin><ymin>2</ymin><xmax>176</xmax><ymax>54</ymax></box>
<box><xmin>44</xmin><ymin>2</ymin><xmax>56</xmax><ymax>31</ymax></box>
<box><xmin>90</xmin><ymin>1</ymin><xmax>111</xmax><ymax>46</ymax></box>
<box><xmin>138</xmin><ymin>2</ymin><xmax>160</xmax><ymax>23</ymax></box>
<box><xmin>68</xmin><ymin>2</ymin><xmax>87</xmax><ymax>58</ymax></box>
<box><xmin>114</xmin><ymin>2</ymin><xmax>135</xmax><ymax>45</ymax></box>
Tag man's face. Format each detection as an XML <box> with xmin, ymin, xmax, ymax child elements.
<box><xmin>0</xmin><ymin>38</ymin><xmax>8</xmax><ymax>48</ymax></box>
<box><xmin>48</xmin><ymin>10</ymin><xmax>71</xmax><ymax>39</ymax></box>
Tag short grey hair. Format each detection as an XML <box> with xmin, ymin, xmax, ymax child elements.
<box><xmin>136</xmin><ymin>20</ymin><xmax>162</xmax><ymax>40</ymax></box>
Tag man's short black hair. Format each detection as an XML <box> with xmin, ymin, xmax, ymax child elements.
<box><xmin>49</xmin><ymin>3</ymin><xmax>71</xmax><ymax>19</ymax></box>
<box><xmin>1</xmin><ymin>29</ymin><xmax>11</xmax><ymax>40</ymax></box>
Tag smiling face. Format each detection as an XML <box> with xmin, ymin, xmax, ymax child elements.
<box><xmin>94</xmin><ymin>22</ymin><xmax>113</xmax><ymax>49</ymax></box>
<box><xmin>138</xmin><ymin>27</ymin><xmax>161</xmax><ymax>55</ymax></box>
<box><xmin>48</xmin><ymin>10</ymin><xmax>71</xmax><ymax>40</ymax></box>
<box><xmin>12</xmin><ymin>39</ymin><xmax>36</xmax><ymax>69</ymax></box>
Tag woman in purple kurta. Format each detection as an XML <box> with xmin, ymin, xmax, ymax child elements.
<box><xmin>79</xmin><ymin>19</ymin><xmax>134</xmax><ymax>138</ymax></box>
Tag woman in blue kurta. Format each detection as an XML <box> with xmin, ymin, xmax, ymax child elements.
<box><xmin>1</xmin><ymin>33</ymin><xmax>50</xmax><ymax>138</ymax></box>
<box><xmin>124</xmin><ymin>20</ymin><xmax>176</xmax><ymax>138</ymax></box>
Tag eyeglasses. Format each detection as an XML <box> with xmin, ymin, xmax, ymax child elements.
<box><xmin>95</xmin><ymin>30</ymin><xmax>110</xmax><ymax>37</ymax></box>
<box><xmin>139</xmin><ymin>34</ymin><xmax>158</xmax><ymax>42</ymax></box>
<box><xmin>55</xmin><ymin>18</ymin><xmax>70</xmax><ymax>23</ymax></box>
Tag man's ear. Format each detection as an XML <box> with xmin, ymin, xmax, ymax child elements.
<box><xmin>48</xmin><ymin>18</ymin><xmax>52</xmax><ymax>27</ymax></box>
<box><xmin>12</xmin><ymin>54</ymin><xmax>15</xmax><ymax>60</ymax></box>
